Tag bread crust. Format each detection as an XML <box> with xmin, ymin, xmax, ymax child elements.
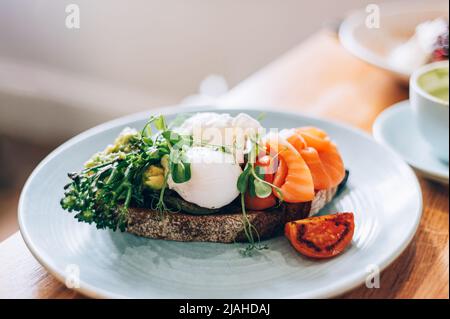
<box><xmin>126</xmin><ymin>187</ymin><xmax>337</xmax><ymax>243</ymax></box>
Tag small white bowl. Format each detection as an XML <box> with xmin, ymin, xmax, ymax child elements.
<box><xmin>339</xmin><ymin>0</ymin><xmax>449</xmax><ymax>83</ymax></box>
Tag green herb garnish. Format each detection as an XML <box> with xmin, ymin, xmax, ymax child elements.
<box><xmin>236</xmin><ymin>133</ymin><xmax>283</xmax><ymax>256</ymax></box>
<box><xmin>61</xmin><ymin>115</ymin><xmax>191</xmax><ymax>231</ymax></box>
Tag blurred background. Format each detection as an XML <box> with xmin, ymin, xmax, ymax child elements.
<box><xmin>0</xmin><ymin>0</ymin><xmax>444</xmax><ymax>241</ymax></box>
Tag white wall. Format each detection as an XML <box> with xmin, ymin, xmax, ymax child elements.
<box><xmin>0</xmin><ymin>0</ymin><xmax>391</xmax><ymax>98</ymax></box>
<box><xmin>0</xmin><ymin>0</ymin><xmax>395</xmax><ymax>142</ymax></box>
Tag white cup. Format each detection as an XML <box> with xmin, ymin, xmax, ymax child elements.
<box><xmin>410</xmin><ymin>60</ymin><xmax>449</xmax><ymax>163</ymax></box>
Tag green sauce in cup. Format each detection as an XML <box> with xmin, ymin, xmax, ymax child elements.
<box><xmin>418</xmin><ymin>66</ymin><xmax>449</xmax><ymax>103</ymax></box>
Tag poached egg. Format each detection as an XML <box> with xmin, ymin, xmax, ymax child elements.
<box><xmin>176</xmin><ymin>112</ymin><xmax>263</xmax><ymax>147</ymax></box>
<box><xmin>167</xmin><ymin>146</ymin><xmax>242</xmax><ymax>209</ymax></box>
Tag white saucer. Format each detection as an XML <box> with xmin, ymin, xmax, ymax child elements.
<box><xmin>373</xmin><ymin>100</ymin><xmax>449</xmax><ymax>184</ymax></box>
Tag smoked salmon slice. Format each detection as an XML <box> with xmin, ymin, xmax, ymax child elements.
<box><xmin>266</xmin><ymin>135</ymin><xmax>315</xmax><ymax>203</ymax></box>
<box><xmin>295</xmin><ymin>127</ymin><xmax>345</xmax><ymax>189</ymax></box>
<box><xmin>299</xmin><ymin>147</ymin><xmax>333</xmax><ymax>190</ymax></box>
<box><xmin>296</xmin><ymin>127</ymin><xmax>330</xmax><ymax>151</ymax></box>
<box><xmin>264</xmin><ymin>125</ymin><xmax>345</xmax><ymax>201</ymax></box>
<box><xmin>315</xmin><ymin>141</ymin><xmax>345</xmax><ymax>188</ymax></box>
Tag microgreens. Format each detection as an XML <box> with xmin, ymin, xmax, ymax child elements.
<box><xmin>239</xmin><ymin>193</ymin><xmax>268</xmax><ymax>257</ymax></box>
<box><xmin>236</xmin><ymin>131</ymin><xmax>283</xmax><ymax>256</ymax></box>
<box><xmin>61</xmin><ymin>114</ymin><xmax>192</xmax><ymax>231</ymax></box>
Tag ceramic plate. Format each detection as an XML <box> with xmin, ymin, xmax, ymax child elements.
<box><xmin>339</xmin><ymin>0</ymin><xmax>449</xmax><ymax>83</ymax></box>
<box><xmin>373</xmin><ymin>100</ymin><xmax>449</xmax><ymax>184</ymax></box>
<box><xmin>19</xmin><ymin>106</ymin><xmax>422</xmax><ymax>298</ymax></box>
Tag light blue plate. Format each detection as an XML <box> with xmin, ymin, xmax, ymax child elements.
<box><xmin>373</xmin><ymin>101</ymin><xmax>449</xmax><ymax>185</ymax></box>
<box><xmin>19</xmin><ymin>106</ymin><xmax>422</xmax><ymax>298</ymax></box>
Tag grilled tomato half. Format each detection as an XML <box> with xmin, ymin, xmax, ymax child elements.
<box><xmin>285</xmin><ymin>213</ymin><xmax>355</xmax><ymax>258</ymax></box>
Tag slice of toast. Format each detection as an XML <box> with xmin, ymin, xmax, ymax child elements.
<box><xmin>126</xmin><ymin>187</ymin><xmax>338</xmax><ymax>243</ymax></box>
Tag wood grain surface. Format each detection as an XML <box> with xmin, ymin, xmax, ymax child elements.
<box><xmin>0</xmin><ymin>31</ymin><xmax>448</xmax><ymax>299</ymax></box>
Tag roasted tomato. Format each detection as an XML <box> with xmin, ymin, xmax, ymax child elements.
<box><xmin>285</xmin><ymin>213</ymin><xmax>355</xmax><ymax>258</ymax></box>
<box><xmin>245</xmin><ymin>155</ymin><xmax>277</xmax><ymax>210</ymax></box>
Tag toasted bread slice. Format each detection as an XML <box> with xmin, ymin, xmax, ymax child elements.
<box><xmin>126</xmin><ymin>186</ymin><xmax>338</xmax><ymax>243</ymax></box>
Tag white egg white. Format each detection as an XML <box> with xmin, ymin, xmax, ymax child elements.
<box><xmin>167</xmin><ymin>147</ymin><xmax>242</xmax><ymax>209</ymax></box>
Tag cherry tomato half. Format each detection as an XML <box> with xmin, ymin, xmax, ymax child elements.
<box><xmin>245</xmin><ymin>155</ymin><xmax>277</xmax><ymax>210</ymax></box>
<box><xmin>285</xmin><ymin>213</ymin><xmax>355</xmax><ymax>258</ymax></box>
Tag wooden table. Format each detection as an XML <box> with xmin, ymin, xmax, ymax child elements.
<box><xmin>0</xmin><ymin>31</ymin><xmax>448</xmax><ymax>299</ymax></box>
